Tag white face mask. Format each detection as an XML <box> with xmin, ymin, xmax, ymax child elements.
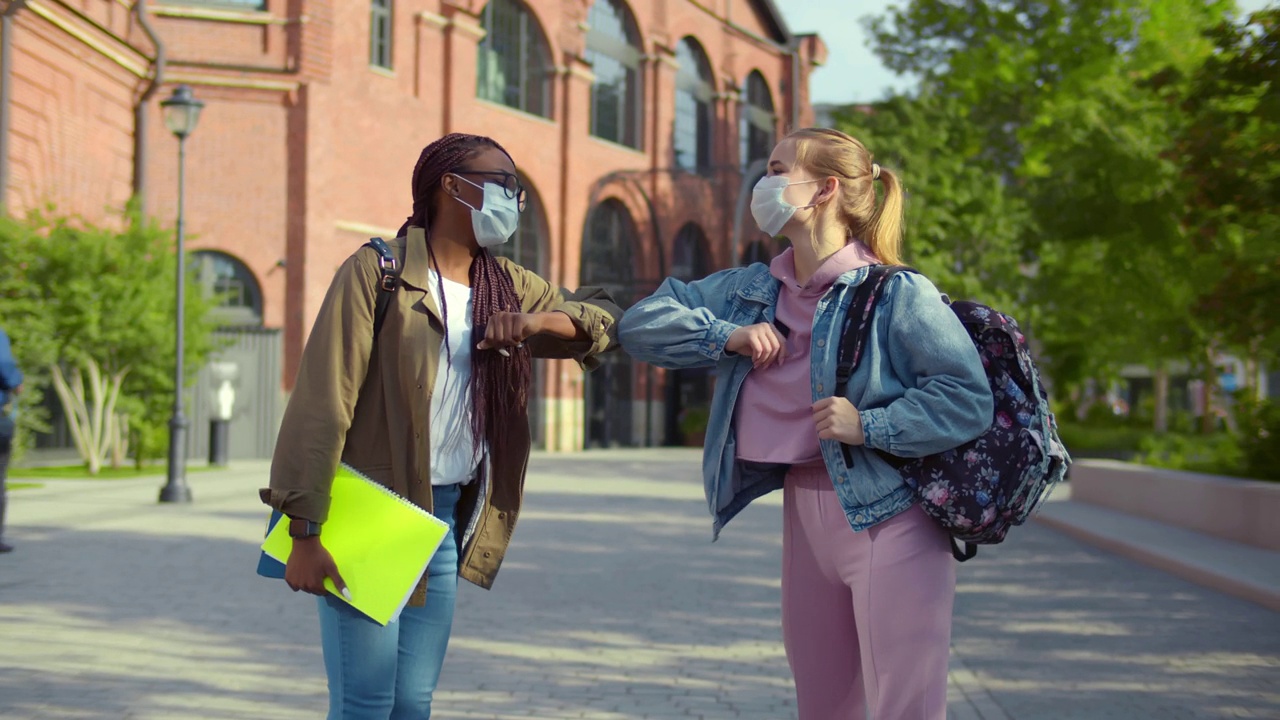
<box><xmin>750</xmin><ymin>176</ymin><xmax>819</xmax><ymax>237</ymax></box>
<box><xmin>453</xmin><ymin>175</ymin><xmax>520</xmax><ymax>248</ymax></box>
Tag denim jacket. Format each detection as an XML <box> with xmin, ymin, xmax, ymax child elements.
<box><xmin>618</xmin><ymin>263</ymin><xmax>994</xmax><ymax>537</ymax></box>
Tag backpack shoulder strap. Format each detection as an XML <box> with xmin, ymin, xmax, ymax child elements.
<box><xmin>833</xmin><ymin>264</ymin><xmax>911</xmax><ymax>469</ymax></box>
<box><xmin>833</xmin><ymin>265</ymin><xmax>907</xmax><ymax>397</ymax></box>
<box><xmin>364</xmin><ymin>237</ymin><xmax>401</xmax><ymax>339</ymax></box>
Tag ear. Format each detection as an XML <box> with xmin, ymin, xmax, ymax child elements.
<box><xmin>440</xmin><ymin>173</ymin><xmax>461</xmax><ymax>198</ymax></box>
<box><xmin>816</xmin><ymin>176</ymin><xmax>840</xmax><ymax>204</ymax></box>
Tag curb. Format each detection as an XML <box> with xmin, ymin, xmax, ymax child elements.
<box><xmin>1035</xmin><ymin>508</ymin><xmax>1280</xmax><ymax>613</ymax></box>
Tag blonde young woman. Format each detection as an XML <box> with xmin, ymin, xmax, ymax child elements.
<box><xmin>618</xmin><ymin>128</ymin><xmax>993</xmax><ymax>718</ymax></box>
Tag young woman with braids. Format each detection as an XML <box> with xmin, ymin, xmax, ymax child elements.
<box><xmin>262</xmin><ymin>133</ymin><xmax>618</xmax><ymax>718</ymax></box>
<box><xmin>620</xmin><ymin>129</ymin><xmax>992</xmax><ymax>718</ymax></box>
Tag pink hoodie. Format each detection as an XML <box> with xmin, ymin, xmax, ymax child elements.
<box><xmin>735</xmin><ymin>241</ymin><xmax>879</xmax><ymax>464</ymax></box>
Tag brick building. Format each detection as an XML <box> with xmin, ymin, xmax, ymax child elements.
<box><xmin>0</xmin><ymin>0</ymin><xmax>824</xmax><ymax>454</ymax></box>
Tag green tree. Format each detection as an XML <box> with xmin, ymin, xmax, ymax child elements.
<box><xmin>13</xmin><ymin>205</ymin><xmax>219</xmax><ymax>468</ymax></box>
<box><xmin>1174</xmin><ymin>9</ymin><xmax>1280</xmax><ymax>368</ymax></box>
<box><xmin>862</xmin><ymin>0</ymin><xmax>1239</xmax><ymax>401</ymax></box>
<box><xmin>833</xmin><ymin>94</ymin><xmax>1033</xmax><ymax>316</ymax></box>
<box><xmin>0</xmin><ymin>215</ymin><xmax>58</xmax><ymax>456</ymax></box>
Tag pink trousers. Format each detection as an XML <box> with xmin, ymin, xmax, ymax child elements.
<box><xmin>782</xmin><ymin>465</ymin><xmax>956</xmax><ymax>720</ymax></box>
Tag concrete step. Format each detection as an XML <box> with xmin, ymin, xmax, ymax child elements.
<box><xmin>1034</xmin><ymin>491</ymin><xmax>1280</xmax><ymax>612</ymax></box>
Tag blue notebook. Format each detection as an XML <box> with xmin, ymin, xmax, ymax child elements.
<box><xmin>256</xmin><ymin>510</ymin><xmax>287</xmax><ymax>578</ymax></box>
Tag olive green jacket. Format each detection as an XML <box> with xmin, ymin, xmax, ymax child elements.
<box><xmin>261</xmin><ymin>226</ymin><xmax>619</xmax><ymax>592</ymax></box>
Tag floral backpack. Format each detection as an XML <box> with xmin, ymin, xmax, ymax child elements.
<box><xmin>834</xmin><ymin>265</ymin><xmax>1071</xmax><ymax>561</ymax></box>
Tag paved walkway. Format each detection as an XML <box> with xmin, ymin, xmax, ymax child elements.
<box><xmin>0</xmin><ymin>450</ymin><xmax>1276</xmax><ymax>719</ymax></box>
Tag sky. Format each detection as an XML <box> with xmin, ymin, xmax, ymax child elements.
<box><xmin>777</xmin><ymin>0</ymin><xmax>1278</xmax><ymax>106</ymax></box>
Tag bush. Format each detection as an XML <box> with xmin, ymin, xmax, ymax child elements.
<box><xmin>0</xmin><ymin>205</ymin><xmax>219</xmax><ymax>467</ymax></box>
<box><xmin>1057</xmin><ymin>422</ymin><xmax>1149</xmax><ymax>457</ymax></box>
<box><xmin>1137</xmin><ymin>433</ymin><xmax>1245</xmax><ymax>477</ymax></box>
<box><xmin>1235</xmin><ymin>396</ymin><xmax>1280</xmax><ymax>481</ymax></box>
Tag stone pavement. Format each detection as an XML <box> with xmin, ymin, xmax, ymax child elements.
<box><xmin>0</xmin><ymin>449</ymin><xmax>1276</xmax><ymax>719</ymax></box>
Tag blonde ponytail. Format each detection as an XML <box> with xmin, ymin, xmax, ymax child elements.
<box><xmin>787</xmin><ymin>127</ymin><xmax>904</xmax><ymax>265</ymax></box>
<box><xmin>865</xmin><ymin>167</ymin><xmax>903</xmax><ymax>265</ymax></box>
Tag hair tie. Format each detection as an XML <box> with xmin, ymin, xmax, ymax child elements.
<box><xmin>871</xmin><ymin>163</ymin><xmax>881</xmax><ymax>181</ymax></box>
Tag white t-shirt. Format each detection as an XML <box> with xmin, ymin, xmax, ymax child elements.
<box><xmin>427</xmin><ymin>271</ymin><xmax>480</xmax><ymax>486</ymax></box>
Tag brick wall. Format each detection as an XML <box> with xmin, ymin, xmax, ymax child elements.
<box><xmin>0</xmin><ymin>0</ymin><xmax>822</xmax><ymax>449</ymax></box>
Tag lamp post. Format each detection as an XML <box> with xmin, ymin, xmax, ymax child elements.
<box><xmin>158</xmin><ymin>85</ymin><xmax>203</xmax><ymax>504</ymax></box>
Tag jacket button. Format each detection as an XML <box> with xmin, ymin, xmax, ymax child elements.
<box><xmin>483</xmin><ymin>551</ymin><xmax>492</xmax><ymax>559</ymax></box>
<box><xmin>498</xmin><ymin>512</ymin><xmax>506</xmax><ymax>520</ymax></box>
<box><xmin>817</xmin><ymin>339</ymin><xmax>826</xmax><ymax>347</ymax></box>
<box><xmin>817</xmin><ymin>384</ymin><xmax>824</xmax><ymax>392</ymax></box>
<box><xmin>417</xmin><ymin>384</ymin><xmax>422</xmax><ymax>389</ymax></box>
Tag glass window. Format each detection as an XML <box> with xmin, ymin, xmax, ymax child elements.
<box><xmin>740</xmin><ymin>71</ymin><xmax>775</xmax><ymax>168</ymax></box>
<box><xmin>583</xmin><ymin>199</ymin><xmax>638</xmax><ymax>306</ymax></box>
<box><xmin>585</xmin><ymin>0</ymin><xmax>643</xmax><ymax>148</ymax></box>
<box><xmin>191</xmin><ymin>251</ymin><xmax>264</xmax><ymax>326</ymax></box>
<box><xmin>492</xmin><ymin>176</ymin><xmax>545</xmax><ymax>273</ymax></box>
<box><xmin>740</xmin><ymin>240</ymin><xmax>774</xmax><ymax>266</ymax></box>
<box><xmin>671</xmin><ymin>223</ymin><xmax>710</xmax><ymax>281</ymax></box>
<box><xmin>167</xmin><ymin>1</ymin><xmax>265</xmax><ymax>7</ymax></box>
<box><xmin>674</xmin><ymin>38</ymin><xmax>714</xmax><ymax>172</ymax></box>
<box><xmin>477</xmin><ymin>0</ymin><xmax>554</xmax><ymax>118</ymax></box>
<box><xmin>370</xmin><ymin>0</ymin><xmax>393</xmax><ymax>69</ymax></box>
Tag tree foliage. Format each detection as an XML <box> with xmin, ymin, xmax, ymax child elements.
<box><xmin>850</xmin><ymin>0</ymin><xmax>1276</xmax><ymax>396</ymax></box>
<box><xmin>0</xmin><ymin>205</ymin><xmax>219</xmax><ymax>465</ymax></box>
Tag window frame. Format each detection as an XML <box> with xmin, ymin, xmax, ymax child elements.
<box><xmin>477</xmin><ymin>0</ymin><xmax>555</xmax><ymax>118</ymax></box>
<box><xmin>191</xmin><ymin>250</ymin><xmax>264</xmax><ymax>327</ymax></box>
<box><xmin>740</xmin><ymin>71</ymin><xmax>776</xmax><ymax>169</ymax></box>
<box><xmin>370</xmin><ymin>0</ymin><xmax>394</xmax><ymax>70</ymax></box>
<box><xmin>585</xmin><ymin>0</ymin><xmax>644</xmax><ymax>149</ymax></box>
<box><xmin>583</xmin><ymin>199</ymin><xmax>639</xmax><ymax>306</ymax></box>
<box><xmin>673</xmin><ymin>37</ymin><xmax>714</xmax><ymax>173</ymax></box>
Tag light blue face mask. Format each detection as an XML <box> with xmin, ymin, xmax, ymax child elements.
<box><xmin>750</xmin><ymin>175</ymin><xmax>820</xmax><ymax>236</ymax></box>
<box><xmin>452</xmin><ymin>175</ymin><xmax>520</xmax><ymax>248</ymax></box>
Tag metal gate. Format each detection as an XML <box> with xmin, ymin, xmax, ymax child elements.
<box><xmin>188</xmin><ymin>328</ymin><xmax>283</xmax><ymax>461</ymax></box>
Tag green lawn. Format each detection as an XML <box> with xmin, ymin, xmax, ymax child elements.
<box><xmin>9</xmin><ymin>482</ymin><xmax>43</xmax><ymax>490</ymax></box>
<box><xmin>8</xmin><ymin>464</ymin><xmax>215</xmax><ymax>480</ymax></box>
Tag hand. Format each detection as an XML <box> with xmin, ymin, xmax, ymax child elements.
<box><xmin>477</xmin><ymin>312</ymin><xmax>544</xmax><ymax>356</ymax></box>
<box><xmin>285</xmin><ymin>537</ymin><xmax>349</xmax><ymax>599</ymax></box>
<box><xmin>812</xmin><ymin>397</ymin><xmax>865</xmax><ymax>446</ymax></box>
<box><xmin>725</xmin><ymin>323</ymin><xmax>787</xmax><ymax>369</ymax></box>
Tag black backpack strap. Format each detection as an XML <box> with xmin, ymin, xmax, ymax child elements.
<box><xmin>952</xmin><ymin>538</ymin><xmax>978</xmax><ymax>562</ymax></box>
<box><xmin>364</xmin><ymin>237</ymin><xmax>401</xmax><ymax>339</ymax></box>
<box><xmin>834</xmin><ymin>264</ymin><xmax>906</xmax><ymax>467</ymax></box>
<box><xmin>834</xmin><ymin>265</ymin><xmax>906</xmax><ymax>396</ymax></box>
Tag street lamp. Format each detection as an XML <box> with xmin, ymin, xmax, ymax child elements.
<box><xmin>158</xmin><ymin>85</ymin><xmax>203</xmax><ymax>504</ymax></box>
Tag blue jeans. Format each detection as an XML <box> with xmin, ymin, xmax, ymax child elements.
<box><xmin>317</xmin><ymin>482</ymin><xmax>461</xmax><ymax>719</ymax></box>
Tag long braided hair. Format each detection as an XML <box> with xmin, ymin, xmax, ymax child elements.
<box><xmin>397</xmin><ymin>133</ymin><xmax>533</xmax><ymax>463</ymax></box>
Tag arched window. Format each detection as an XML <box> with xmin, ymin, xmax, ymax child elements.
<box><xmin>585</xmin><ymin>0</ymin><xmax>643</xmax><ymax>148</ymax></box>
<box><xmin>492</xmin><ymin>175</ymin><xmax>545</xmax><ymax>274</ymax></box>
<box><xmin>582</xmin><ymin>199</ymin><xmax>639</xmax><ymax>449</ymax></box>
<box><xmin>674</xmin><ymin>37</ymin><xmax>714</xmax><ymax>172</ymax></box>
<box><xmin>477</xmin><ymin>0</ymin><xmax>553</xmax><ymax>117</ymax></box>
<box><xmin>740</xmin><ymin>240</ymin><xmax>772</xmax><ymax>266</ymax></box>
<box><xmin>191</xmin><ymin>251</ymin><xmax>263</xmax><ymax>326</ymax></box>
<box><xmin>671</xmin><ymin>223</ymin><xmax>710</xmax><ymax>281</ymax></box>
<box><xmin>740</xmin><ymin>71</ymin><xmax>776</xmax><ymax>168</ymax></box>
<box><xmin>582</xmin><ymin>199</ymin><xmax>638</xmax><ymax>305</ymax></box>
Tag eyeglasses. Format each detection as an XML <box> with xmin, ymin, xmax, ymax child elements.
<box><xmin>452</xmin><ymin>170</ymin><xmax>528</xmax><ymax>211</ymax></box>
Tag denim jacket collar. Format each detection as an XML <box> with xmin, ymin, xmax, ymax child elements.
<box><xmin>738</xmin><ymin>259</ymin><xmax>878</xmax><ymax>305</ymax></box>
<box><xmin>832</xmin><ymin>265</ymin><xmax>876</xmax><ymax>291</ymax></box>
<box><xmin>735</xmin><ymin>264</ymin><xmax>780</xmax><ymax>305</ymax></box>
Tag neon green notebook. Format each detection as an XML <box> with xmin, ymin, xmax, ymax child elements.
<box><xmin>262</xmin><ymin>464</ymin><xmax>450</xmax><ymax>626</ymax></box>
